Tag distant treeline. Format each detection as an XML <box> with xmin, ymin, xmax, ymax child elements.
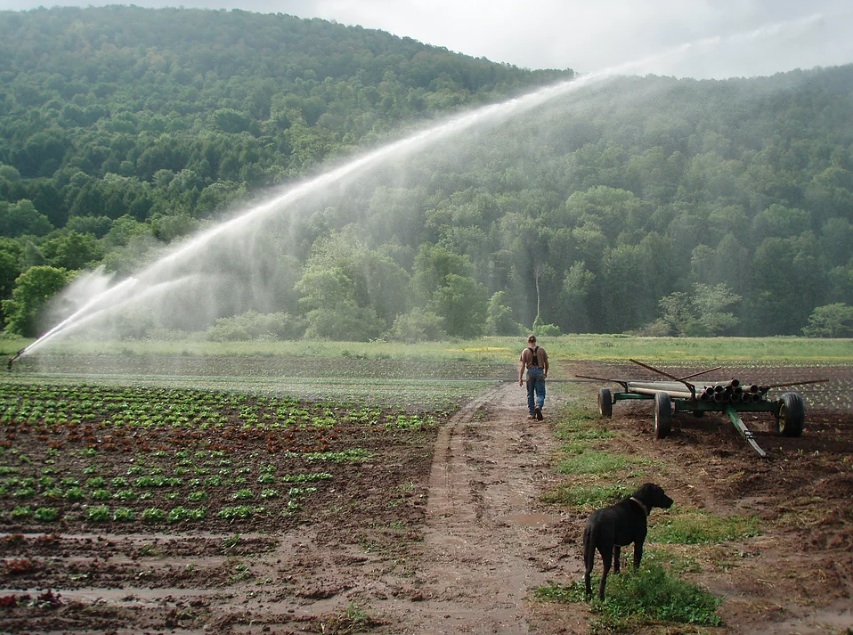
<box><xmin>0</xmin><ymin>7</ymin><xmax>851</xmax><ymax>340</ymax></box>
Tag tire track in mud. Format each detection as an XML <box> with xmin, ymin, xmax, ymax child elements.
<box><xmin>381</xmin><ymin>381</ymin><xmax>577</xmax><ymax>634</ymax></box>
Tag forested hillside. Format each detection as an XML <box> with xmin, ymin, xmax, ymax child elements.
<box><xmin>1</xmin><ymin>7</ymin><xmax>851</xmax><ymax>341</ymax></box>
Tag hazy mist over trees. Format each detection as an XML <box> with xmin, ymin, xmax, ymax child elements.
<box><xmin>1</xmin><ymin>7</ymin><xmax>851</xmax><ymax>340</ymax></box>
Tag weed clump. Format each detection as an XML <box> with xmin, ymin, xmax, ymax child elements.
<box><xmin>535</xmin><ymin>562</ymin><xmax>722</xmax><ymax>631</ymax></box>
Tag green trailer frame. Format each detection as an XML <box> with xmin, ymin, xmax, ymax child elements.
<box><xmin>596</xmin><ymin>384</ymin><xmax>806</xmax><ymax>458</ymax></box>
<box><xmin>586</xmin><ymin>360</ymin><xmax>820</xmax><ymax>459</ymax></box>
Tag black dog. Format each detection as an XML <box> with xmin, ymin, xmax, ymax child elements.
<box><xmin>582</xmin><ymin>483</ymin><xmax>673</xmax><ymax>600</ymax></box>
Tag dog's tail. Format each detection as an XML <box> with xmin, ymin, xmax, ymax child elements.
<box><xmin>582</xmin><ymin>521</ymin><xmax>594</xmax><ymax>571</ymax></box>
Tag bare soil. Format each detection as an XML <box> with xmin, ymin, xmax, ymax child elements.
<box><xmin>2</xmin><ymin>361</ymin><xmax>852</xmax><ymax>634</ymax></box>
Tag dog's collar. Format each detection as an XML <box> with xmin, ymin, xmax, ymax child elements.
<box><xmin>630</xmin><ymin>497</ymin><xmax>649</xmax><ymax>517</ymax></box>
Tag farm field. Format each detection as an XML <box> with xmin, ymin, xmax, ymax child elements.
<box><xmin>1</xmin><ymin>339</ymin><xmax>852</xmax><ymax>634</ymax></box>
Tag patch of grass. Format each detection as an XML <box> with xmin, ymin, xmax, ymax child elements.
<box><xmin>318</xmin><ymin>602</ymin><xmax>382</xmax><ymax>634</ymax></box>
<box><xmin>557</xmin><ymin>451</ymin><xmax>651</xmax><ymax>476</ymax></box>
<box><xmin>12</xmin><ymin>334</ymin><xmax>848</xmax><ymax>364</ymax></box>
<box><xmin>596</xmin><ymin>561</ymin><xmax>722</xmax><ymax>629</ymax></box>
<box><xmin>541</xmin><ymin>483</ymin><xmax>630</xmax><ymax>509</ymax></box>
<box><xmin>553</xmin><ymin>407</ymin><xmax>616</xmax><ymax>455</ymax></box>
<box><xmin>222</xmin><ymin>534</ymin><xmax>241</xmax><ymax>550</ymax></box>
<box><xmin>555</xmin><ymin>409</ymin><xmax>603</xmax><ymax>432</ymax></box>
<box><xmin>535</xmin><ymin>562</ymin><xmax>722</xmax><ymax>631</ymax></box>
<box><xmin>534</xmin><ymin>581</ymin><xmax>586</xmax><ymax>604</ymax></box>
<box><xmin>650</xmin><ymin>507</ymin><xmax>760</xmax><ymax>544</ymax></box>
<box><xmin>228</xmin><ymin>562</ymin><xmax>253</xmax><ymax>584</ymax></box>
<box><xmin>641</xmin><ymin>547</ymin><xmax>702</xmax><ymax>575</ymax></box>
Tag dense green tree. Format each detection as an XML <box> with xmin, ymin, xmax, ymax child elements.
<box><xmin>206</xmin><ymin>310</ymin><xmax>306</xmax><ymax>341</ymax></box>
<box><xmin>412</xmin><ymin>243</ymin><xmax>473</xmax><ymax>302</ymax></box>
<box><xmin>40</xmin><ymin>231</ymin><xmax>104</xmax><ymax>270</ymax></box>
<box><xmin>486</xmin><ymin>291</ymin><xmax>523</xmax><ymax>336</ymax></box>
<box><xmin>690</xmin><ymin>283</ymin><xmax>741</xmax><ymax>335</ymax></box>
<box><xmin>751</xmin><ymin>204</ymin><xmax>811</xmax><ymax>239</ymax></box>
<box><xmin>0</xmin><ymin>164</ymin><xmax>26</xmax><ymax>201</ymax></box>
<box><xmin>353</xmin><ymin>250</ymin><xmax>412</xmax><ymax>325</ymax></box>
<box><xmin>427</xmin><ymin>273</ymin><xmax>488</xmax><ymax>338</ymax></box>
<box><xmin>746</xmin><ymin>233</ymin><xmax>824</xmax><ymax>334</ymax></box>
<box><xmin>65</xmin><ymin>215</ymin><xmax>112</xmax><ymax>238</ymax></box>
<box><xmin>561</xmin><ymin>186</ymin><xmax>644</xmax><ymax>242</ymax></box>
<box><xmin>103</xmin><ymin>215</ymin><xmax>150</xmax><ymax>248</ymax></box>
<box><xmin>701</xmin><ymin>233</ymin><xmax>750</xmax><ymax>297</ymax></box>
<box><xmin>656</xmin><ymin>283</ymin><xmax>740</xmax><ymax>336</ymax></box>
<box><xmin>801</xmin><ymin>303</ymin><xmax>853</xmax><ymax>337</ymax></box>
<box><xmin>0</xmin><ymin>238</ymin><xmax>24</xmax><ymax>325</ymax></box>
<box><xmin>387</xmin><ymin>308</ymin><xmax>446</xmax><ymax>342</ymax></box>
<box><xmin>819</xmin><ymin>217</ymin><xmax>853</xmax><ymax>268</ymax></box>
<box><xmin>559</xmin><ymin>262</ymin><xmax>595</xmax><ymax>334</ymax></box>
<box><xmin>2</xmin><ymin>265</ymin><xmax>71</xmax><ymax>336</ymax></box>
<box><xmin>12</xmin><ymin>129</ymin><xmax>67</xmax><ymax>178</ymax></box>
<box><xmin>0</xmin><ymin>199</ymin><xmax>54</xmax><ymax>237</ymax></box>
<box><xmin>598</xmin><ymin>233</ymin><xmax>675</xmax><ymax>333</ymax></box>
<box><xmin>302</xmin><ymin>295</ymin><xmax>384</xmax><ymax>341</ymax></box>
<box><xmin>295</xmin><ymin>232</ymin><xmax>411</xmax><ymax>339</ymax></box>
<box><xmin>150</xmin><ymin>214</ymin><xmax>200</xmax><ymax>243</ymax></box>
<box><xmin>825</xmin><ymin>263</ymin><xmax>853</xmax><ymax>306</ymax></box>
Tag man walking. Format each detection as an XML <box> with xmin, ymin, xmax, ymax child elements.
<box><xmin>519</xmin><ymin>335</ymin><xmax>548</xmax><ymax>420</ymax></box>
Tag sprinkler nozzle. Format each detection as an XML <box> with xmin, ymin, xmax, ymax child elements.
<box><xmin>6</xmin><ymin>348</ymin><xmax>26</xmax><ymax>371</ymax></box>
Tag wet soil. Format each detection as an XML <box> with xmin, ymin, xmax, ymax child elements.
<box><xmin>1</xmin><ymin>362</ymin><xmax>852</xmax><ymax>634</ymax></box>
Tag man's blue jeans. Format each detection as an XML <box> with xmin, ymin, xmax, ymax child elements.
<box><xmin>526</xmin><ymin>368</ymin><xmax>545</xmax><ymax>414</ymax></box>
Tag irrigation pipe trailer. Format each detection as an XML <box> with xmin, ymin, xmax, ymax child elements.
<box><xmin>579</xmin><ymin>359</ymin><xmax>828</xmax><ymax>458</ymax></box>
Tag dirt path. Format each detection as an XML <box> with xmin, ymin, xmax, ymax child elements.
<box><xmin>376</xmin><ymin>381</ymin><xmax>577</xmax><ymax>633</ymax></box>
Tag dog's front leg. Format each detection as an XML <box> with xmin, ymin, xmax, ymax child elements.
<box><xmin>613</xmin><ymin>545</ymin><xmax>621</xmax><ymax>573</ymax></box>
<box><xmin>633</xmin><ymin>540</ymin><xmax>644</xmax><ymax>570</ymax></box>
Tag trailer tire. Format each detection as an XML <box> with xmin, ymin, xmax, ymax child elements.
<box><xmin>598</xmin><ymin>388</ymin><xmax>612</xmax><ymax>417</ymax></box>
<box><xmin>654</xmin><ymin>392</ymin><xmax>672</xmax><ymax>439</ymax></box>
<box><xmin>776</xmin><ymin>392</ymin><xmax>805</xmax><ymax>437</ymax></box>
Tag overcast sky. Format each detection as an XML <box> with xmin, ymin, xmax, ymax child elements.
<box><xmin>1</xmin><ymin>0</ymin><xmax>851</xmax><ymax>78</ymax></box>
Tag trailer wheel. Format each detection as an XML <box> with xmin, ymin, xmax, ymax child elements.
<box><xmin>598</xmin><ymin>388</ymin><xmax>612</xmax><ymax>417</ymax></box>
<box><xmin>654</xmin><ymin>392</ymin><xmax>672</xmax><ymax>439</ymax></box>
<box><xmin>776</xmin><ymin>392</ymin><xmax>805</xmax><ymax>437</ymax></box>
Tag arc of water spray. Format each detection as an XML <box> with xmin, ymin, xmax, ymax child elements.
<box><xmin>10</xmin><ymin>11</ymin><xmax>829</xmax><ymax>366</ymax></box>
<box><xmin>12</xmin><ymin>72</ymin><xmax>614</xmax><ymax>363</ymax></box>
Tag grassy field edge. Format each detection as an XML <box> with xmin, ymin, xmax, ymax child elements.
<box><xmin>3</xmin><ymin>334</ymin><xmax>852</xmax><ymax>364</ymax></box>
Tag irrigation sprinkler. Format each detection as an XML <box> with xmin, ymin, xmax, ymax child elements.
<box><xmin>6</xmin><ymin>348</ymin><xmax>26</xmax><ymax>372</ymax></box>
<box><xmin>579</xmin><ymin>359</ymin><xmax>828</xmax><ymax>458</ymax></box>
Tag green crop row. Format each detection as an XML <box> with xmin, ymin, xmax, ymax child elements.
<box><xmin>1</xmin><ymin>382</ymin><xmax>441</xmax><ymax>430</ymax></box>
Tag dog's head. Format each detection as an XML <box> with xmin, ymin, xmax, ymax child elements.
<box><xmin>634</xmin><ymin>483</ymin><xmax>673</xmax><ymax>510</ymax></box>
